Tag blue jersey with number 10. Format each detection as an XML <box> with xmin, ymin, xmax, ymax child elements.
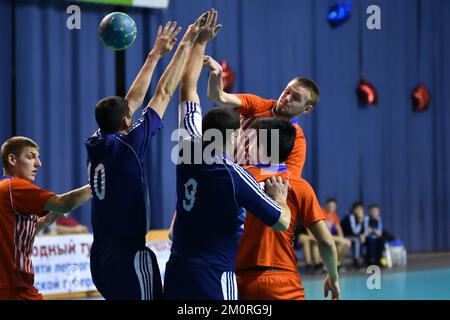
<box><xmin>85</xmin><ymin>107</ymin><xmax>163</xmax><ymax>247</ymax></box>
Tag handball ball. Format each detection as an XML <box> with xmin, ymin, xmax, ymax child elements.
<box><xmin>99</xmin><ymin>12</ymin><xmax>137</xmax><ymax>51</ymax></box>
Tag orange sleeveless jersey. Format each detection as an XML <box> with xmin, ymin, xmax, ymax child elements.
<box><xmin>0</xmin><ymin>177</ymin><xmax>54</xmax><ymax>298</ymax></box>
<box><xmin>235</xmin><ymin>94</ymin><xmax>306</xmax><ymax>180</ymax></box>
<box><xmin>236</xmin><ymin>165</ymin><xmax>326</xmax><ymax>273</ymax></box>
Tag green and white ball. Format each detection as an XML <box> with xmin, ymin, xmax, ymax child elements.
<box><xmin>99</xmin><ymin>12</ymin><xmax>137</xmax><ymax>51</ymax></box>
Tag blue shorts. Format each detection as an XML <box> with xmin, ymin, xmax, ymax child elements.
<box><xmin>163</xmin><ymin>256</ymin><xmax>237</xmax><ymax>300</ymax></box>
<box><xmin>90</xmin><ymin>245</ymin><xmax>162</xmax><ymax>300</ymax></box>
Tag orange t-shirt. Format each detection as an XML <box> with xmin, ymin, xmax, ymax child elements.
<box><xmin>323</xmin><ymin>209</ymin><xmax>341</xmax><ymax>234</ymax></box>
<box><xmin>323</xmin><ymin>209</ymin><xmax>340</xmax><ymax>225</ymax></box>
<box><xmin>0</xmin><ymin>177</ymin><xmax>55</xmax><ymax>293</ymax></box>
<box><xmin>236</xmin><ymin>165</ymin><xmax>325</xmax><ymax>273</ymax></box>
<box><xmin>235</xmin><ymin>94</ymin><xmax>307</xmax><ymax>180</ymax></box>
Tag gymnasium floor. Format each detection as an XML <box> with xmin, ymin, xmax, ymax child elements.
<box><xmin>301</xmin><ymin>252</ymin><xmax>450</xmax><ymax>300</ymax></box>
<box><xmin>73</xmin><ymin>252</ymin><xmax>450</xmax><ymax>300</ymax></box>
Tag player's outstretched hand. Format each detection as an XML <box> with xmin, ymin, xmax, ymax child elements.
<box><xmin>153</xmin><ymin>21</ymin><xmax>182</xmax><ymax>57</ymax></box>
<box><xmin>264</xmin><ymin>176</ymin><xmax>289</xmax><ymax>202</ymax></box>
<box><xmin>203</xmin><ymin>55</ymin><xmax>223</xmax><ymax>76</ymax></box>
<box><xmin>181</xmin><ymin>9</ymin><xmax>213</xmax><ymax>44</ymax></box>
<box><xmin>324</xmin><ymin>275</ymin><xmax>340</xmax><ymax>300</ymax></box>
<box><xmin>196</xmin><ymin>9</ymin><xmax>222</xmax><ymax>44</ymax></box>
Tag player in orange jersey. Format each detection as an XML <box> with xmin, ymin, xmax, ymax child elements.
<box><xmin>235</xmin><ymin>118</ymin><xmax>340</xmax><ymax>300</ymax></box>
<box><xmin>204</xmin><ymin>55</ymin><xmax>318</xmax><ymax>180</ymax></box>
<box><xmin>0</xmin><ymin>136</ymin><xmax>91</xmax><ymax>300</ymax></box>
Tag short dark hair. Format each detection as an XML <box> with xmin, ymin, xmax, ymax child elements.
<box><xmin>368</xmin><ymin>204</ymin><xmax>379</xmax><ymax>211</ymax></box>
<box><xmin>202</xmin><ymin>107</ymin><xmax>240</xmax><ymax>146</ymax></box>
<box><xmin>351</xmin><ymin>201</ymin><xmax>364</xmax><ymax>212</ymax></box>
<box><xmin>250</xmin><ymin>117</ymin><xmax>296</xmax><ymax>163</ymax></box>
<box><xmin>292</xmin><ymin>77</ymin><xmax>320</xmax><ymax>107</ymax></box>
<box><xmin>326</xmin><ymin>198</ymin><xmax>337</xmax><ymax>204</ymax></box>
<box><xmin>1</xmin><ymin>136</ymin><xmax>38</xmax><ymax>169</ymax></box>
<box><xmin>95</xmin><ymin>96</ymin><xmax>130</xmax><ymax>133</ymax></box>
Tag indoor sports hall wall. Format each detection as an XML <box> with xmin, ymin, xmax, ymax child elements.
<box><xmin>0</xmin><ymin>0</ymin><xmax>449</xmax><ymax>252</ymax></box>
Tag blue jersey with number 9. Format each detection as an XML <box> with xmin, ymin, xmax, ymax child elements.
<box><xmin>172</xmin><ymin>101</ymin><xmax>282</xmax><ymax>272</ymax></box>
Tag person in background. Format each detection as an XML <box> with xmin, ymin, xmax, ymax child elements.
<box><xmin>322</xmin><ymin>198</ymin><xmax>351</xmax><ymax>269</ymax></box>
<box><xmin>341</xmin><ymin>202</ymin><xmax>366</xmax><ymax>269</ymax></box>
<box><xmin>364</xmin><ymin>204</ymin><xmax>384</xmax><ymax>266</ymax></box>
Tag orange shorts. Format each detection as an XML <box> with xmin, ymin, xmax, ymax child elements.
<box><xmin>237</xmin><ymin>270</ymin><xmax>305</xmax><ymax>300</ymax></box>
<box><xmin>0</xmin><ymin>287</ymin><xmax>43</xmax><ymax>300</ymax></box>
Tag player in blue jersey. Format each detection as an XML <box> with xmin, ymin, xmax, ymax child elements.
<box><xmin>163</xmin><ymin>12</ymin><xmax>292</xmax><ymax>300</ymax></box>
<box><xmin>85</xmin><ymin>11</ymin><xmax>215</xmax><ymax>300</ymax></box>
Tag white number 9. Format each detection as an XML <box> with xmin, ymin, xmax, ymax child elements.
<box><xmin>182</xmin><ymin>178</ymin><xmax>197</xmax><ymax>212</ymax></box>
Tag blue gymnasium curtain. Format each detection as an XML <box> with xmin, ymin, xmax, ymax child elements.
<box><xmin>2</xmin><ymin>0</ymin><xmax>449</xmax><ymax>252</ymax></box>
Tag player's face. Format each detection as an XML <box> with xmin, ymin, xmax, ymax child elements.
<box><xmin>12</xmin><ymin>147</ymin><xmax>42</xmax><ymax>182</ymax></box>
<box><xmin>354</xmin><ymin>206</ymin><xmax>365</xmax><ymax>221</ymax></box>
<box><xmin>369</xmin><ymin>207</ymin><xmax>380</xmax><ymax>219</ymax></box>
<box><xmin>275</xmin><ymin>81</ymin><xmax>313</xmax><ymax>119</ymax></box>
<box><xmin>326</xmin><ymin>201</ymin><xmax>337</xmax><ymax>213</ymax></box>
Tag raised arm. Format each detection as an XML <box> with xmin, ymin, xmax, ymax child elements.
<box><xmin>180</xmin><ymin>10</ymin><xmax>222</xmax><ymax>104</ymax></box>
<box><xmin>204</xmin><ymin>55</ymin><xmax>242</xmax><ymax>109</ymax></box>
<box><xmin>44</xmin><ymin>184</ymin><xmax>92</xmax><ymax>214</ymax></box>
<box><xmin>125</xmin><ymin>21</ymin><xmax>181</xmax><ymax>116</ymax></box>
<box><xmin>308</xmin><ymin>220</ymin><xmax>340</xmax><ymax>300</ymax></box>
<box><xmin>148</xmin><ymin>10</ymin><xmax>213</xmax><ymax>119</ymax></box>
<box><xmin>177</xmin><ymin>10</ymin><xmax>222</xmax><ymax>141</ymax></box>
